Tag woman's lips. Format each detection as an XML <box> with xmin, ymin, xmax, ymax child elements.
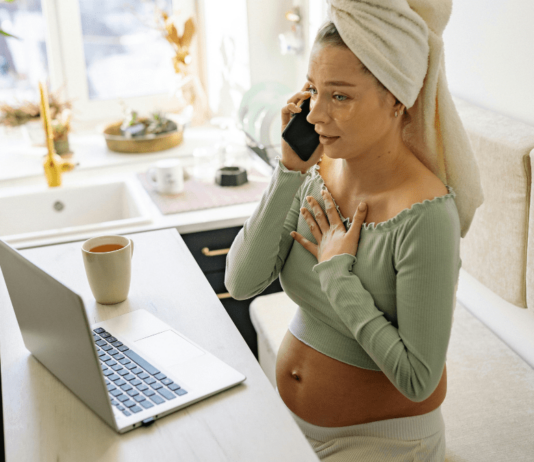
<box><xmin>319</xmin><ymin>135</ymin><xmax>340</xmax><ymax>145</ymax></box>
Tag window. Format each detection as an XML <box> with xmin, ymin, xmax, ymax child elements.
<box><xmin>78</xmin><ymin>0</ymin><xmax>175</xmax><ymax>101</ymax></box>
<box><xmin>54</xmin><ymin>0</ymin><xmax>200</xmax><ymax>121</ymax></box>
<box><xmin>1</xmin><ymin>0</ymin><xmax>252</xmax><ymax>125</ymax></box>
<box><xmin>0</xmin><ymin>0</ymin><xmax>49</xmax><ymax>104</ymax></box>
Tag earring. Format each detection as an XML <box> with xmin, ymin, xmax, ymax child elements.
<box><xmin>395</xmin><ymin>111</ymin><xmax>398</xmax><ymax>118</ymax></box>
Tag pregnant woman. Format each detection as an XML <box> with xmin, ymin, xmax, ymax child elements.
<box><xmin>226</xmin><ymin>1</ymin><xmax>484</xmax><ymax>460</ymax></box>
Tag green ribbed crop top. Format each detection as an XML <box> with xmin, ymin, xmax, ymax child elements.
<box><xmin>225</xmin><ymin>157</ymin><xmax>462</xmax><ymax>402</ymax></box>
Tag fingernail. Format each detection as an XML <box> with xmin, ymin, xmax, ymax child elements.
<box><xmin>358</xmin><ymin>202</ymin><xmax>367</xmax><ymax>211</ymax></box>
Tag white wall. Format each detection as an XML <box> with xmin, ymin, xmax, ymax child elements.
<box><xmin>199</xmin><ymin>0</ymin><xmax>251</xmax><ymax>119</ymax></box>
<box><xmin>245</xmin><ymin>0</ymin><xmax>308</xmax><ymax>91</ymax></box>
<box><xmin>443</xmin><ymin>0</ymin><xmax>534</xmax><ymax>126</ymax></box>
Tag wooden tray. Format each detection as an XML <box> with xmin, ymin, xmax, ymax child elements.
<box><xmin>103</xmin><ymin>119</ymin><xmax>184</xmax><ymax>153</ymax></box>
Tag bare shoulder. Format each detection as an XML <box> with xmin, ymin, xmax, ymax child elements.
<box><xmin>403</xmin><ymin>168</ymin><xmax>449</xmax><ymax>206</ymax></box>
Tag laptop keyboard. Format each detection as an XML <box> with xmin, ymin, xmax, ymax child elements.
<box><xmin>92</xmin><ymin>327</ymin><xmax>188</xmax><ymax>418</ymax></box>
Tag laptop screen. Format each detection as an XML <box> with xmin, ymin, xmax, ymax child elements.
<box><xmin>0</xmin><ymin>239</ymin><xmax>115</xmax><ymax>428</ymax></box>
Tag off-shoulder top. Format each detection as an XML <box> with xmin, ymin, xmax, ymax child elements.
<box><xmin>225</xmin><ymin>156</ymin><xmax>462</xmax><ymax>402</ymax></box>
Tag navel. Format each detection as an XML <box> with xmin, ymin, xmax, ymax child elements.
<box><xmin>291</xmin><ymin>371</ymin><xmax>301</xmax><ymax>381</ymax></box>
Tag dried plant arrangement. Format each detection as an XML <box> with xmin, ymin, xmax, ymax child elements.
<box><xmin>152</xmin><ymin>3</ymin><xmax>211</xmax><ymax>125</ymax></box>
<box><xmin>125</xmin><ymin>2</ymin><xmax>196</xmax><ymax>79</ymax></box>
<box><xmin>156</xmin><ymin>9</ymin><xmax>195</xmax><ymax>76</ymax></box>
<box><xmin>0</xmin><ymin>88</ymin><xmax>72</xmax><ymax>127</ymax></box>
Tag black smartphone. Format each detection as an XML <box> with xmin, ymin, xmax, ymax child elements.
<box><xmin>281</xmin><ymin>97</ymin><xmax>320</xmax><ymax>162</ymax></box>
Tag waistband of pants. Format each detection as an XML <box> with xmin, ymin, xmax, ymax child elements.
<box><xmin>276</xmin><ymin>386</ymin><xmax>445</xmax><ymax>443</ymax></box>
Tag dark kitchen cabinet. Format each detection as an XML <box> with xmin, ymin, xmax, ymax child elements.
<box><xmin>180</xmin><ymin>225</ymin><xmax>283</xmax><ymax>359</ymax></box>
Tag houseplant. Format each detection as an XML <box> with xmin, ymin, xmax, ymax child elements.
<box><xmin>51</xmin><ymin>108</ymin><xmax>72</xmax><ymax>156</ymax></box>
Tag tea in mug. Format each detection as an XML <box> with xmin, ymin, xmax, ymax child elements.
<box><xmin>90</xmin><ymin>244</ymin><xmax>125</xmax><ymax>253</ymax></box>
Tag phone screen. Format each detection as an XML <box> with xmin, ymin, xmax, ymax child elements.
<box><xmin>281</xmin><ymin>98</ymin><xmax>320</xmax><ymax>162</ymax></box>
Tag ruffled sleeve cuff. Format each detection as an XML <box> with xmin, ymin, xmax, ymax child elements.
<box><xmin>275</xmin><ymin>155</ymin><xmax>314</xmax><ymax>178</ymax></box>
<box><xmin>312</xmin><ymin>253</ymin><xmax>357</xmax><ymax>277</ymax></box>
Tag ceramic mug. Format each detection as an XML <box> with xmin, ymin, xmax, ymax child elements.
<box><xmin>82</xmin><ymin>235</ymin><xmax>134</xmax><ymax>305</ymax></box>
<box><xmin>147</xmin><ymin>158</ymin><xmax>184</xmax><ymax>194</ymax></box>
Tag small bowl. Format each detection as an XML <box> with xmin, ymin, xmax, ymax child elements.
<box><xmin>215</xmin><ymin>166</ymin><xmax>248</xmax><ymax>186</ymax></box>
<box><xmin>103</xmin><ymin>118</ymin><xmax>184</xmax><ymax>154</ymax></box>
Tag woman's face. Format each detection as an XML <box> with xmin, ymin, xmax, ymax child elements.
<box><xmin>306</xmin><ymin>44</ymin><xmax>398</xmax><ymax>159</ymax></box>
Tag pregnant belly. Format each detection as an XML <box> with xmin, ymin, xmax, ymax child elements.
<box><xmin>275</xmin><ymin>330</ymin><xmax>447</xmax><ymax>427</ymax></box>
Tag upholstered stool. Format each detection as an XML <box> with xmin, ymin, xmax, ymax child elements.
<box><xmin>249</xmin><ymin>292</ymin><xmax>298</xmax><ymax>387</ymax></box>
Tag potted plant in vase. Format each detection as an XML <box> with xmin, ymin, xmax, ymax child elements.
<box><xmin>51</xmin><ymin>108</ymin><xmax>72</xmax><ymax>156</ymax></box>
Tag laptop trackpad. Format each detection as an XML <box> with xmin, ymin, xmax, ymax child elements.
<box><xmin>134</xmin><ymin>330</ymin><xmax>205</xmax><ymax>367</ymax></box>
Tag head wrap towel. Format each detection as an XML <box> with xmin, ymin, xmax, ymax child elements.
<box><xmin>326</xmin><ymin>0</ymin><xmax>484</xmax><ymax>238</ymax></box>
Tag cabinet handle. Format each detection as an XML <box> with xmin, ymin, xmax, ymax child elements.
<box><xmin>217</xmin><ymin>292</ymin><xmax>233</xmax><ymax>299</ymax></box>
<box><xmin>201</xmin><ymin>246</ymin><xmax>230</xmax><ymax>257</ymax></box>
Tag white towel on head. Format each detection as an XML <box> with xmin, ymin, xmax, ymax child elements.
<box><xmin>327</xmin><ymin>0</ymin><xmax>484</xmax><ymax>238</ymax></box>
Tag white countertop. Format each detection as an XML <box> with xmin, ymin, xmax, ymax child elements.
<box><xmin>1</xmin><ymin>123</ymin><xmax>274</xmax><ymax>249</ymax></box>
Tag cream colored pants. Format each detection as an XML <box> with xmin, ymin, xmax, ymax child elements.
<box><xmin>276</xmin><ymin>387</ymin><xmax>446</xmax><ymax>462</ymax></box>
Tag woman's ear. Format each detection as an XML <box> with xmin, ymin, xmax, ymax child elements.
<box><xmin>385</xmin><ymin>91</ymin><xmax>401</xmax><ymax>110</ymax></box>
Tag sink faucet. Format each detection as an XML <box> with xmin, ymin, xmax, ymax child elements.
<box><xmin>39</xmin><ymin>81</ymin><xmax>76</xmax><ymax>187</ymax></box>
<box><xmin>43</xmin><ymin>151</ymin><xmax>76</xmax><ymax>188</ymax></box>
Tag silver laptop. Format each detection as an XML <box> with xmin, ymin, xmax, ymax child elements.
<box><xmin>0</xmin><ymin>238</ymin><xmax>246</xmax><ymax>433</ymax></box>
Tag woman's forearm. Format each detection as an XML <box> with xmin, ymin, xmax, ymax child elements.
<box><xmin>225</xmin><ymin>158</ymin><xmax>311</xmax><ymax>300</ymax></box>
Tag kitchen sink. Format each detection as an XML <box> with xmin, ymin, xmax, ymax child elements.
<box><xmin>0</xmin><ymin>179</ymin><xmax>152</xmax><ymax>244</ymax></box>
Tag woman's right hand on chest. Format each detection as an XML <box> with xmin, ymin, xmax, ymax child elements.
<box><xmin>280</xmin><ymin>82</ymin><xmax>324</xmax><ymax>173</ymax></box>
